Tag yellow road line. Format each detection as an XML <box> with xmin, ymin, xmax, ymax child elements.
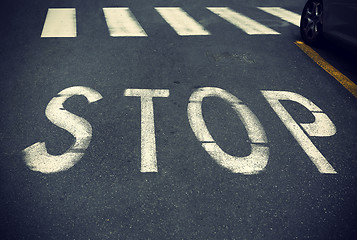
<box><xmin>295</xmin><ymin>40</ymin><xmax>357</xmax><ymax>98</ymax></box>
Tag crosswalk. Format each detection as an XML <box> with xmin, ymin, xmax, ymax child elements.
<box><xmin>103</xmin><ymin>8</ymin><xmax>148</xmax><ymax>37</ymax></box>
<box><xmin>41</xmin><ymin>8</ymin><xmax>77</xmax><ymax>37</ymax></box>
<box><xmin>257</xmin><ymin>7</ymin><xmax>300</xmax><ymax>27</ymax></box>
<box><xmin>41</xmin><ymin>7</ymin><xmax>301</xmax><ymax>38</ymax></box>
<box><xmin>207</xmin><ymin>7</ymin><xmax>280</xmax><ymax>35</ymax></box>
<box><xmin>155</xmin><ymin>7</ymin><xmax>211</xmax><ymax>36</ymax></box>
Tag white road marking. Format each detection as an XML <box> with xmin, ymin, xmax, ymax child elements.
<box><xmin>23</xmin><ymin>86</ymin><xmax>103</xmax><ymax>174</ymax></box>
<box><xmin>258</xmin><ymin>7</ymin><xmax>301</xmax><ymax>27</ymax></box>
<box><xmin>207</xmin><ymin>7</ymin><xmax>280</xmax><ymax>35</ymax></box>
<box><xmin>41</xmin><ymin>8</ymin><xmax>77</xmax><ymax>38</ymax></box>
<box><xmin>155</xmin><ymin>7</ymin><xmax>211</xmax><ymax>36</ymax></box>
<box><xmin>103</xmin><ymin>7</ymin><xmax>147</xmax><ymax>37</ymax></box>
<box><xmin>261</xmin><ymin>90</ymin><xmax>337</xmax><ymax>174</ymax></box>
<box><xmin>188</xmin><ymin>87</ymin><xmax>269</xmax><ymax>174</ymax></box>
<box><xmin>124</xmin><ymin>89</ymin><xmax>170</xmax><ymax>172</ymax></box>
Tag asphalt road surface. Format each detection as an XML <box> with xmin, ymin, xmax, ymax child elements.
<box><xmin>1</xmin><ymin>0</ymin><xmax>357</xmax><ymax>239</ymax></box>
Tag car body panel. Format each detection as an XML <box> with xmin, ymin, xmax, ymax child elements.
<box><xmin>323</xmin><ymin>0</ymin><xmax>357</xmax><ymax>47</ymax></box>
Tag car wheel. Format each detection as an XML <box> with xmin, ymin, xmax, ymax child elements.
<box><xmin>300</xmin><ymin>0</ymin><xmax>324</xmax><ymax>46</ymax></box>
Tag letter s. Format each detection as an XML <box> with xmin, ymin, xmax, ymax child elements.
<box><xmin>23</xmin><ymin>86</ymin><xmax>103</xmax><ymax>174</ymax></box>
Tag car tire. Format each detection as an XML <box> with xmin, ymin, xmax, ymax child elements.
<box><xmin>300</xmin><ymin>0</ymin><xmax>324</xmax><ymax>46</ymax></box>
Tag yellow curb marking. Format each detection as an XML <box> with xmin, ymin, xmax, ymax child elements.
<box><xmin>295</xmin><ymin>41</ymin><xmax>357</xmax><ymax>98</ymax></box>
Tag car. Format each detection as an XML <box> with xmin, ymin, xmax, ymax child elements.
<box><xmin>300</xmin><ymin>0</ymin><xmax>357</xmax><ymax>48</ymax></box>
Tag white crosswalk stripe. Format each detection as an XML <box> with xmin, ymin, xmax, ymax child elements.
<box><xmin>41</xmin><ymin>8</ymin><xmax>77</xmax><ymax>38</ymax></box>
<box><xmin>258</xmin><ymin>7</ymin><xmax>301</xmax><ymax>27</ymax></box>
<box><xmin>155</xmin><ymin>7</ymin><xmax>210</xmax><ymax>36</ymax></box>
<box><xmin>103</xmin><ymin>7</ymin><xmax>147</xmax><ymax>37</ymax></box>
<box><xmin>207</xmin><ymin>7</ymin><xmax>280</xmax><ymax>35</ymax></box>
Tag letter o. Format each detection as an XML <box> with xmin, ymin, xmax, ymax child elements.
<box><xmin>187</xmin><ymin>87</ymin><xmax>269</xmax><ymax>174</ymax></box>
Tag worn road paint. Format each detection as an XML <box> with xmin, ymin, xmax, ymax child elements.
<box><xmin>295</xmin><ymin>41</ymin><xmax>357</xmax><ymax>98</ymax></box>
<box><xmin>207</xmin><ymin>7</ymin><xmax>280</xmax><ymax>35</ymax></box>
<box><xmin>258</xmin><ymin>7</ymin><xmax>300</xmax><ymax>27</ymax></box>
<box><xmin>124</xmin><ymin>89</ymin><xmax>169</xmax><ymax>172</ymax></box>
<box><xmin>41</xmin><ymin>8</ymin><xmax>77</xmax><ymax>38</ymax></box>
<box><xmin>262</xmin><ymin>90</ymin><xmax>337</xmax><ymax>174</ymax></box>
<box><xmin>23</xmin><ymin>86</ymin><xmax>103</xmax><ymax>173</ymax></box>
<box><xmin>103</xmin><ymin>8</ymin><xmax>147</xmax><ymax>37</ymax></box>
<box><xmin>188</xmin><ymin>87</ymin><xmax>269</xmax><ymax>174</ymax></box>
<box><xmin>155</xmin><ymin>7</ymin><xmax>211</xmax><ymax>36</ymax></box>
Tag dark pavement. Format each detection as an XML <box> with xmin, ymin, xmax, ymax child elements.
<box><xmin>1</xmin><ymin>0</ymin><xmax>357</xmax><ymax>239</ymax></box>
